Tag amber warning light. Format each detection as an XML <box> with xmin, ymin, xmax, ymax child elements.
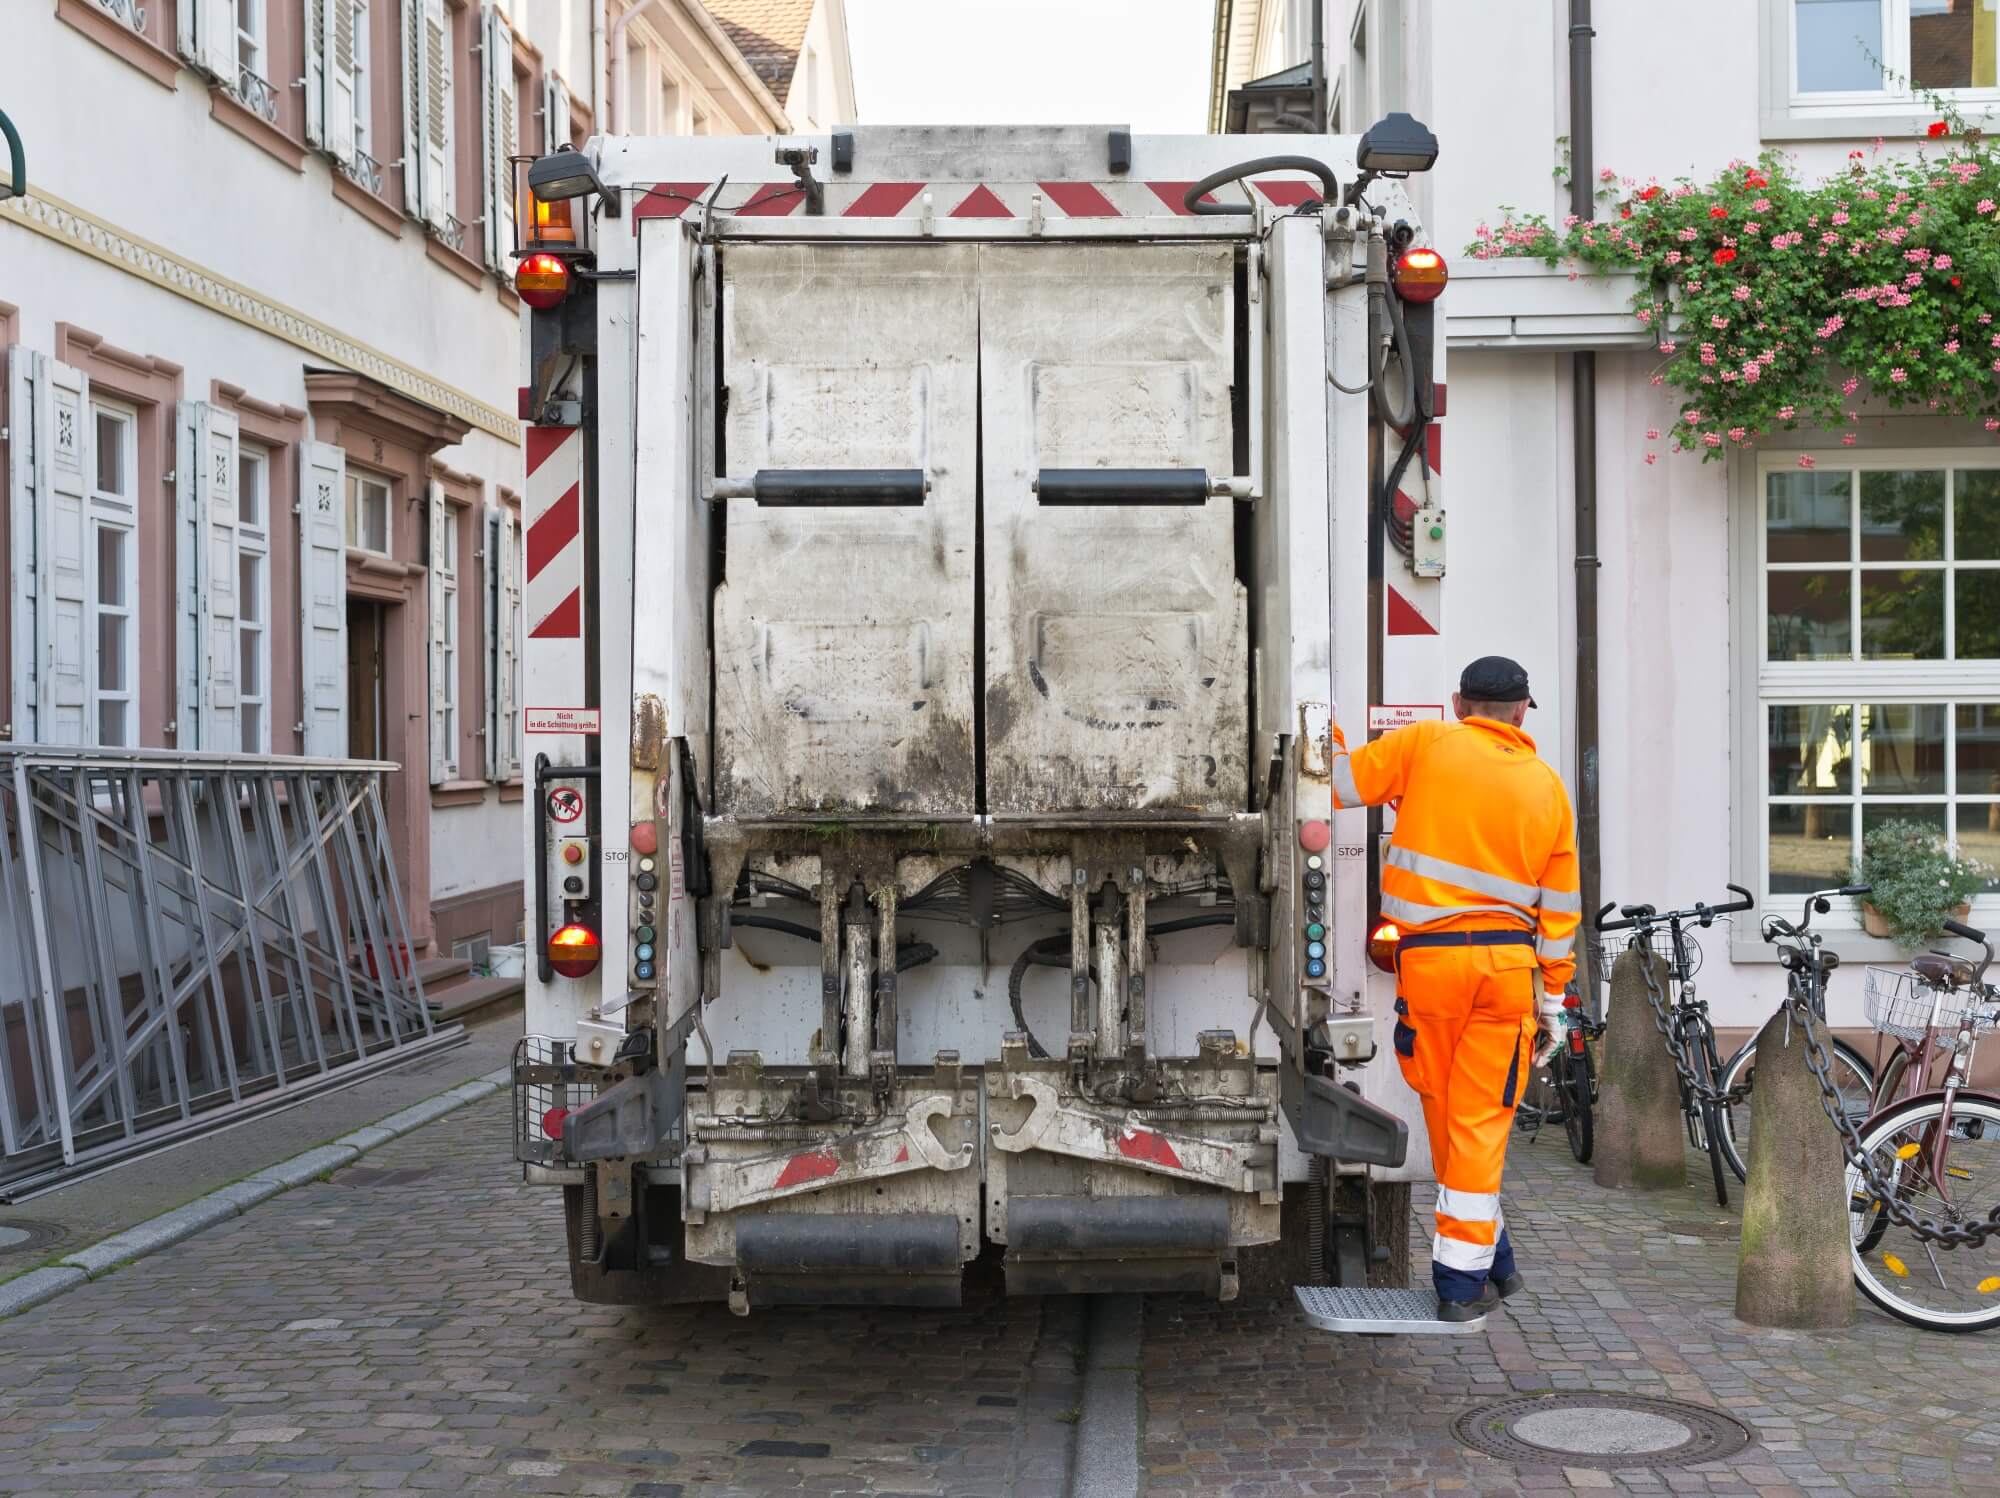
<box><xmin>1367</xmin><ymin>920</ymin><xmax>1401</xmax><ymax>973</ymax></box>
<box><xmin>515</xmin><ymin>251</ymin><xmax>571</xmax><ymax>310</ymax></box>
<box><xmin>1392</xmin><ymin>247</ymin><xmax>1449</xmax><ymax>303</ymax></box>
<box><xmin>548</xmin><ymin>922</ymin><xmax>601</xmax><ymax>979</ymax></box>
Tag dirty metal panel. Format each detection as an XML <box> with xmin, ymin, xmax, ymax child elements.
<box><xmin>979</xmin><ymin>244</ymin><xmax>1248</xmax><ymax>815</ymax></box>
<box><xmin>715</xmin><ymin>244</ymin><xmax>978</xmax><ymax>815</ymax></box>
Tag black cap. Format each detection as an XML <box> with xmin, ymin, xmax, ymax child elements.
<box><xmin>1460</xmin><ymin>655</ymin><xmax>1536</xmax><ymax>708</ymax></box>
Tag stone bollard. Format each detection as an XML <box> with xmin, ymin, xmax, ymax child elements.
<box><xmin>1735</xmin><ymin>1006</ymin><xmax>1854</xmax><ymax>1328</ymax></box>
<box><xmin>1593</xmin><ymin>946</ymin><xmax>1686</xmax><ymax>1190</ymax></box>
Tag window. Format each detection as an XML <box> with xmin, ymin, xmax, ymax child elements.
<box><xmin>90</xmin><ymin>402</ymin><xmax>138</xmax><ymax>748</ymax></box>
<box><xmin>1346</xmin><ymin>7</ymin><xmax>1370</xmax><ymax>131</ymax></box>
<box><xmin>803</xmin><ymin>46</ymin><xmax>818</xmax><ymax>126</ymax></box>
<box><xmin>1757</xmin><ymin>457</ymin><xmax>2000</xmax><ymax>902</ymax></box>
<box><xmin>439</xmin><ymin>506</ymin><xmax>459</xmax><ymax>753</ymax></box>
<box><xmin>1772</xmin><ymin>0</ymin><xmax>1999</xmax><ymax>133</ymax></box>
<box><xmin>353</xmin><ymin>0</ymin><xmax>372</xmax><ymax>157</ymax></box>
<box><xmin>237</xmin><ymin>444</ymin><xmax>270</xmax><ymax>752</ymax></box>
<box><xmin>347</xmin><ymin>469</ymin><xmax>391</xmax><ymax>553</ymax></box>
<box><xmin>235</xmin><ymin>0</ymin><xmax>263</xmax><ymax>76</ymax></box>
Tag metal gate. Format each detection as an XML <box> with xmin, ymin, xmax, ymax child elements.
<box><xmin>0</xmin><ymin>747</ymin><xmax>456</xmax><ymax>1199</ymax></box>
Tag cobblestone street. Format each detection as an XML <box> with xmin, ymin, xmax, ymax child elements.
<box><xmin>5</xmin><ymin>1093</ymin><xmax>2000</xmax><ymax>1496</ymax></box>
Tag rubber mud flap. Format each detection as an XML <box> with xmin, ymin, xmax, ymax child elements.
<box><xmin>562</xmin><ymin>1068</ymin><xmax>678</xmax><ymax>1163</ymax></box>
<box><xmin>1294</xmin><ymin>1070</ymin><xmax>1409</xmax><ymax>1167</ymax></box>
<box><xmin>1010</xmin><ymin>1196</ymin><xmax>1231</xmax><ymax>1256</ymax></box>
<box><xmin>736</xmin><ymin>1213</ymin><xmax>962</xmax><ymax>1272</ymax></box>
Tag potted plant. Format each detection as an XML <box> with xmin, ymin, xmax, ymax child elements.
<box><xmin>1852</xmin><ymin>818</ymin><xmax>1992</xmax><ymax>946</ymax></box>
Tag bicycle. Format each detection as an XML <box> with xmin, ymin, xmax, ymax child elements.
<box><xmin>1713</xmin><ymin>888</ymin><xmax>1879</xmax><ymax>1183</ymax></box>
<box><xmin>1835</xmin><ymin>916</ymin><xmax>2000</xmax><ymax>1332</ymax></box>
<box><xmin>1539</xmin><ymin>980</ymin><xmax>1602</xmax><ymax>1164</ymax></box>
<box><xmin>1597</xmin><ymin>885</ymin><xmax>1756</xmax><ymax>1207</ymax></box>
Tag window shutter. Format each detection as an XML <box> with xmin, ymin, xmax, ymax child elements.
<box><xmin>481</xmin><ymin>4</ymin><xmax>517</xmax><ymax>272</ymax></box>
<box><xmin>400</xmin><ymin>0</ymin><xmax>426</xmax><ymax>218</ymax></box>
<box><xmin>199</xmin><ymin>0</ymin><xmax>237</xmax><ymax>84</ymax></box>
<box><xmin>422</xmin><ymin>0</ymin><xmax>454</xmax><ymax>233</ymax></box>
<box><xmin>39</xmin><ymin>359</ymin><xmax>91</xmax><ymax>747</ymax></box>
<box><xmin>299</xmin><ymin>441</ymin><xmax>349</xmax><ymax>758</ymax></box>
<box><xmin>544</xmin><ymin>71</ymin><xmax>572</xmax><ymax>151</ymax></box>
<box><xmin>427</xmin><ymin>479</ymin><xmax>454</xmax><ymax>782</ymax></box>
<box><xmin>500</xmin><ymin>507</ymin><xmax>521</xmax><ymax>779</ymax></box>
<box><xmin>195</xmin><ymin>405</ymin><xmax>243</xmax><ymax>751</ymax></box>
<box><xmin>327</xmin><ymin>0</ymin><xmax>359</xmax><ymax>163</ymax></box>
<box><xmin>483</xmin><ymin>507</ymin><xmax>499</xmax><ymax>779</ymax></box>
<box><xmin>176</xmin><ymin>0</ymin><xmax>199</xmax><ymax>64</ymax></box>
<box><xmin>305</xmin><ymin>0</ymin><xmax>327</xmax><ymax>147</ymax></box>
<box><xmin>175</xmin><ymin>402</ymin><xmax>200</xmax><ymax>744</ymax></box>
<box><xmin>7</xmin><ymin>348</ymin><xmax>44</xmax><ymax>742</ymax></box>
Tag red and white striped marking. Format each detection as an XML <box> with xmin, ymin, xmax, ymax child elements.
<box><xmin>524</xmin><ymin>425</ymin><xmax>583</xmax><ymax>640</ymax></box>
<box><xmin>632</xmin><ymin>177</ymin><xmax>1321</xmax><ymax>228</ymax></box>
<box><xmin>1388</xmin><ymin>382</ymin><xmax>1444</xmax><ymax>637</ymax></box>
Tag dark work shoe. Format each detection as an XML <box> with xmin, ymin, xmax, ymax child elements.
<box><xmin>1437</xmin><ymin>1284</ymin><xmax>1499</xmax><ymax>1323</ymax></box>
<box><xmin>1493</xmin><ymin>1271</ymin><xmax>1526</xmax><ymax>1300</ymax></box>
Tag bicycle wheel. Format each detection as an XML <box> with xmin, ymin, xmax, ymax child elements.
<box><xmin>1847</xmin><ymin>1094</ymin><xmax>2000</xmax><ymax>1333</ymax></box>
<box><xmin>1714</xmin><ymin>1034</ymin><xmax>1875</xmax><ymax>1184</ymax></box>
<box><xmin>1562</xmin><ymin>1040</ymin><xmax>1595</xmax><ymax>1164</ymax></box>
<box><xmin>1690</xmin><ymin>1029</ymin><xmax>1729</xmax><ymax>1206</ymax></box>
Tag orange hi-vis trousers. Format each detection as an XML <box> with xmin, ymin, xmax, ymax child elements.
<box><xmin>1392</xmin><ymin>929</ymin><xmax>1539</xmax><ymax>1301</ymax></box>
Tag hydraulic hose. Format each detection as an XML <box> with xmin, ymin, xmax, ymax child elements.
<box><xmin>1182</xmin><ymin>154</ymin><xmax>1340</xmax><ymax>216</ymax></box>
<box><xmin>1007</xmin><ymin>912</ymin><xmax>1239</xmax><ymax>1059</ymax></box>
<box><xmin>731</xmin><ymin>913</ymin><xmax>938</xmax><ymax>971</ymax></box>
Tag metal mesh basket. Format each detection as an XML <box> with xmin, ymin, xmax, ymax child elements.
<box><xmin>1594</xmin><ymin>922</ymin><xmax>1716</xmax><ymax>986</ymax></box>
<box><xmin>512</xmin><ymin>1034</ymin><xmax>599</xmax><ymax>1167</ymax></box>
<box><xmin>1863</xmin><ymin>965</ymin><xmax>2000</xmax><ymax>1047</ymax></box>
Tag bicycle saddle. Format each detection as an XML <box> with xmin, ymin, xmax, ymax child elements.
<box><xmin>1914</xmin><ymin>953</ymin><xmax>1978</xmax><ymax>989</ymax></box>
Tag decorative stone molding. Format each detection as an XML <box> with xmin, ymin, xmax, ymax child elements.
<box><xmin>1</xmin><ymin>181</ymin><xmax>519</xmax><ymax>445</ymax></box>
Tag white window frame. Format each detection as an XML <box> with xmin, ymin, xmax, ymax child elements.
<box><xmin>237</xmin><ymin>442</ymin><xmax>271</xmax><ymax>753</ymax></box>
<box><xmin>235</xmin><ymin>0</ymin><xmax>265</xmax><ymax>77</ymax></box>
<box><xmin>89</xmin><ymin>400</ymin><xmax>139</xmax><ymax>750</ymax></box>
<box><xmin>347</xmin><ymin>468</ymin><xmax>392</xmax><ymax>554</ymax></box>
<box><xmin>439</xmin><ymin>504</ymin><xmax>460</xmax><ymax>761</ymax></box>
<box><xmin>1734</xmin><ymin>448</ymin><xmax>2000</xmax><ymax>957</ymax></box>
<box><xmin>353</xmin><ymin>0</ymin><xmax>372</xmax><ymax>158</ymax></box>
<box><xmin>1762</xmin><ymin>0</ymin><xmax>2000</xmax><ymax>139</ymax></box>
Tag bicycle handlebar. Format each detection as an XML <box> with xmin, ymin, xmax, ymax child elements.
<box><xmin>1596</xmin><ymin>884</ymin><xmax>1754</xmax><ymax>933</ymax></box>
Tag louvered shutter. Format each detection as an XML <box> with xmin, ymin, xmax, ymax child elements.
<box><xmin>175</xmin><ymin>403</ymin><xmax>200</xmax><ymax>744</ymax></box>
<box><xmin>499</xmin><ymin>507</ymin><xmax>521</xmax><ymax>779</ymax></box>
<box><xmin>300</xmin><ymin>442</ymin><xmax>349</xmax><ymax>758</ymax></box>
<box><xmin>422</xmin><ymin>0</ymin><xmax>454</xmax><ymax>233</ymax></box>
<box><xmin>327</xmin><ymin>0</ymin><xmax>359</xmax><ymax>163</ymax></box>
<box><xmin>305</xmin><ymin>0</ymin><xmax>327</xmax><ymax>147</ymax></box>
<box><xmin>39</xmin><ymin>359</ymin><xmax>91</xmax><ymax>747</ymax></box>
<box><xmin>196</xmin><ymin>404</ymin><xmax>243</xmax><ymax>751</ymax></box>
<box><xmin>427</xmin><ymin>480</ymin><xmax>454</xmax><ymax>782</ymax></box>
<box><xmin>483</xmin><ymin>508</ymin><xmax>498</xmax><ymax>778</ymax></box>
<box><xmin>543</xmin><ymin>72</ymin><xmax>572</xmax><ymax>151</ymax></box>
<box><xmin>400</xmin><ymin>0</ymin><xmax>425</xmax><ymax>217</ymax></box>
<box><xmin>481</xmin><ymin>4</ymin><xmax>517</xmax><ymax>272</ymax></box>
<box><xmin>194</xmin><ymin>0</ymin><xmax>236</xmax><ymax>84</ymax></box>
<box><xmin>7</xmin><ymin>349</ymin><xmax>42</xmax><ymax>741</ymax></box>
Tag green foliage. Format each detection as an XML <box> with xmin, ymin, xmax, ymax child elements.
<box><xmin>1465</xmin><ymin>110</ymin><xmax>2000</xmax><ymax>463</ymax></box>
<box><xmin>1854</xmin><ymin>817</ymin><xmax>1992</xmax><ymax>946</ymax></box>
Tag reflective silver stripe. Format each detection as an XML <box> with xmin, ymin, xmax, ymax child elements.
<box><xmin>1536</xmin><ymin>933</ymin><xmax>1575</xmax><ymax>961</ymax></box>
<box><xmin>1378</xmin><ymin>892</ymin><xmax>1533</xmax><ymax>928</ymax></box>
<box><xmin>1538</xmin><ymin>887</ymin><xmax>1584</xmax><ymax>914</ymax></box>
<box><xmin>1430</xmin><ymin>1233</ymin><xmax>1497</xmax><ymax>1271</ymax></box>
<box><xmin>1330</xmin><ymin>754</ymin><xmax>1361</xmax><ymax>806</ymax></box>
<box><xmin>1435</xmin><ymin>1186</ymin><xmax>1499</xmax><ymax>1221</ymax></box>
<box><xmin>1384</xmin><ymin>845</ymin><xmax>1539</xmax><ymax>909</ymax></box>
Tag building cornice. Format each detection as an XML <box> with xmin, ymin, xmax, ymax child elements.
<box><xmin>0</xmin><ymin>177</ymin><xmax>519</xmax><ymax>446</ymax></box>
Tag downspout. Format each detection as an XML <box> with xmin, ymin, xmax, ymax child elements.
<box><xmin>1569</xmin><ymin>0</ymin><xmax>1604</xmax><ymax>1006</ymax></box>
<box><xmin>1311</xmin><ymin>0</ymin><xmax>1328</xmax><ymax>131</ymax></box>
<box><xmin>609</xmin><ymin>0</ymin><xmax>660</xmax><ymax>136</ymax></box>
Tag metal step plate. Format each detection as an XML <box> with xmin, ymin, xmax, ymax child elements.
<box><xmin>1294</xmin><ymin>1285</ymin><xmax>1491</xmax><ymax>1335</ymax></box>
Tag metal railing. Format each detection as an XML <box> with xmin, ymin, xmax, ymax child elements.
<box><xmin>436</xmin><ymin>212</ymin><xmax>467</xmax><ymax>252</ymax></box>
<box><xmin>0</xmin><ymin>747</ymin><xmax>458</xmax><ymax>1199</ymax></box>
<box><xmin>95</xmin><ymin>0</ymin><xmax>147</xmax><ymax>33</ymax></box>
<box><xmin>235</xmin><ymin>65</ymin><xmax>280</xmax><ymax>124</ymax></box>
<box><xmin>342</xmin><ymin>148</ymin><xmax>386</xmax><ymax>196</ymax></box>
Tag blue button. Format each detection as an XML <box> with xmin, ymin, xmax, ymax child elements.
<box><xmin>634</xmin><ymin>962</ymin><xmax>655</xmax><ymax>981</ymax></box>
<box><xmin>1305</xmin><ymin>958</ymin><xmax>1326</xmax><ymax>979</ymax></box>
<box><xmin>635</xmin><ymin>942</ymin><xmax>656</xmax><ymax>962</ymax></box>
<box><xmin>1305</xmin><ymin>940</ymin><xmax>1326</xmax><ymax>960</ymax></box>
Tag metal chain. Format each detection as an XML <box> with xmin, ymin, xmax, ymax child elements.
<box><xmin>1626</xmin><ymin>940</ymin><xmax>1753</xmax><ymax>1108</ymax></box>
<box><xmin>1789</xmin><ymin>991</ymin><xmax>2000</xmax><ymax>1248</ymax></box>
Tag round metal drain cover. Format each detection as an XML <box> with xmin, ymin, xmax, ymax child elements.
<box><xmin>1455</xmin><ymin>1393</ymin><xmax>1753</xmax><ymax>1470</ymax></box>
<box><xmin>0</xmin><ymin>1219</ymin><xmax>67</xmax><ymax>1257</ymax></box>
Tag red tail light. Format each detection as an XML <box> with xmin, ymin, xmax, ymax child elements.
<box><xmin>541</xmin><ymin>1106</ymin><xmax>570</xmax><ymax>1139</ymax></box>
<box><xmin>1367</xmin><ymin>920</ymin><xmax>1400</xmax><ymax>973</ymax></box>
<box><xmin>515</xmin><ymin>251</ymin><xmax>571</xmax><ymax>310</ymax></box>
<box><xmin>1569</xmin><ymin>1028</ymin><xmax>1586</xmax><ymax>1055</ymax></box>
<box><xmin>1393</xmin><ymin>247</ymin><xmax>1449</xmax><ymax>303</ymax></box>
<box><xmin>548</xmin><ymin>922</ymin><xmax>601</xmax><ymax>978</ymax></box>
<box><xmin>1562</xmin><ymin>993</ymin><xmax>1581</xmax><ymax>1009</ymax></box>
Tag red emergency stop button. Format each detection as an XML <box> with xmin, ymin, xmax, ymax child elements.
<box><xmin>562</xmin><ymin>843</ymin><xmax>584</xmax><ymax>865</ymax></box>
<box><xmin>630</xmin><ymin>821</ymin><xmax>659</xmax><ymax>856</ymax></box>
<box><xmin>1298</xmin><ymin>820</ymin><xmax>1332</xmax><ymax>853</ymax></box>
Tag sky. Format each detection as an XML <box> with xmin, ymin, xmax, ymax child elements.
<box><xmin>845</xmin><ymin>0</ymin><xmax>1214</xmax><ymax>133</ymax></box>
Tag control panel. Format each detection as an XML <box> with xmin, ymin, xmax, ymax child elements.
<box><xmin>629</xmin><ymin>820</ymin><xmax>660</xmax><ymax>985</ymax></box>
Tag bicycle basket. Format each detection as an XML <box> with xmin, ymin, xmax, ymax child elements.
<box><xmin>1594</xmin><ymin>922</ymin><xmax>1714</xmax><ymax>985</ymax></box>
<box><xmin>1863</xmin><ymin>965</ymin><xmax>2000</xmax><ymax>1047</ymax></box>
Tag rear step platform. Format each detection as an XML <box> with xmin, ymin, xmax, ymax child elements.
<box><xmin>1294</xmin><ymin>1285</ymin><xmax>1491</xmax><ymax>1335</ymax></box>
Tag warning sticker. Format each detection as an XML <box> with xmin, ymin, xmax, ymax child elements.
<box><xmin>548</xmin><ymin>787</ymin><xmax>585</xmax><ymax>824</ymax></box>
<box><xmin>1368</xmin><ymin>703</ymin><xmax>1446</xmax><ymax>732</ymax></box>
<box><xmin>526</xmin><ymin>707</ymin><xmax>601</xmax><ymax>735</ymax></box>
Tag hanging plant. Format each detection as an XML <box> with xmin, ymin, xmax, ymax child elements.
<box><xmin>1465</xmin><ymin>110</ymin><xmax>2000</xmax><ymax>462</ymax></box>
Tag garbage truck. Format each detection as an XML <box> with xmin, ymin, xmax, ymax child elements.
<box><xmin>508</xmin><ymin>120</ymin><xmax>1457</xmax><ymax>1319</ymax></box>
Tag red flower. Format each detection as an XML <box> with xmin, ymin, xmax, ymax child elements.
<box><xmin>1620</xmin><ymin>206</ymin><xmax>1632</xmax><ymax>218</ymax></box>
<box><xmin>1744</xmin><ymin>171</ymin><xmax>1769</xmax><ymax>188</ymax></box>
<box><xmin>1928</xmin><ymin>120</ymin><xmax>1950</xmax><ymax>138</ymax></box>
<box><xmin>1639</xmin><ymin>185</ymin><xmax>1661</xmax><ymax>201</ymax></box>
<box><xmin>1709</xmin><ymin>204</ymin><xmax>1728</xmax><ymax>219</ymax></box>
<box><xmin>1952</xmin><ymin>276</ymin><xmax>1963</xmax><ymax>288</ymax></box>
<box><xmin>1713</xmin><ymin>247</ymin><xmax>1738</xmax><ymax>265</ymax></box>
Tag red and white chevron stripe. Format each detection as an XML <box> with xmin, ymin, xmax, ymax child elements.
<box><xmin>632</xmin><ymin>177</ymin><xmax>1324</xmax><ymax>229</ymax></box>
<box><xmin>1388</xmin><ymin>382</ymin><xmax>1444</xmax><ymax>637</ymax></box>
<box><xmin>524</xmin><ymin>425</ymin><xmax>583</xmax><ymax>639</ymax></box>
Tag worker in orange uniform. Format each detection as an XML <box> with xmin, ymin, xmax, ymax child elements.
<box><xmin>1329</xmin><ymin>656</ymin><xmax>1580</xmax><ymax>1320</ymax></box>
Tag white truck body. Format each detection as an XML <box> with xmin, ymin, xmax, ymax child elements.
<box><xmin>514</xmin><ymin>126</ymin><xmax>1451</xmax><ymax>1309</ymax></box>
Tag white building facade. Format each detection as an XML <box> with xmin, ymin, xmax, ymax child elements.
<box><xmin>1213</xmin><ymin>0</ymin><xmax>2000</xmax><ymax>1041</ymax></box>
<box><xmin>4</xmin><ymin>0</ymin><xmax>851</xmax><ymax>969</ymax></box>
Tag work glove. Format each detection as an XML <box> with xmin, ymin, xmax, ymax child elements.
<box><xmin>1533</xmin><ymin>987</ymin><xmax>1568</xmax><ymax>1067</ymax></box>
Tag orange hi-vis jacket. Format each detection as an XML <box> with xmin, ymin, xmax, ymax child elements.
<box><xmin>1330</xmin><ymin>716</ymin><xmax>1582</xmax><ymax>995</ymax></box>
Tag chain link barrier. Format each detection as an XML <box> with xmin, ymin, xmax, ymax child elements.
<box><xmin>1624</xmin><ymin>941</ymin><xmax>1753</xmax><ymax>1108</ymax></box>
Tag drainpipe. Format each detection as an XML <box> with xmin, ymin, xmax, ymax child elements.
<box><xmin>1310</xmin><ymin>0</ymin><xmax>1327</xmax><ymax>131</ymax></box>
<box><xmin>610</xmin><ymin>0</ymin><xmax>661</xmax><ymax>136</ymax></box>
<box><xmin>1569</xmin><ymin>0</ymin><xmax>1604</xmax><ymax>1006</ymax></box>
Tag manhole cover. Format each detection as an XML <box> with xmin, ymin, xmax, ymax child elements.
<box><xmin>0</xmin><ymin>1219</ymin><xmax>67</xmax><ymax>1256</ymax></box>
<box><xmin>1455</xmin><ymin>1393</ymin><xmax>1753</xmax><ymax>1470</ymax></box>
